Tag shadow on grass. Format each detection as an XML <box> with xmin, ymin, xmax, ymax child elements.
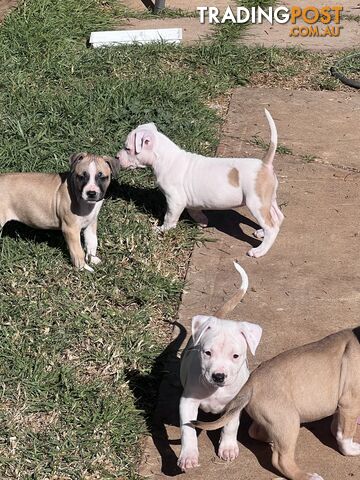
<box><xmin>107</xmin><ymin>179</ymin><xmax>167</xmax><ymax>223</ymax></box>
<box><xmin>125</xmin><ymin>321</ymin><xmax>186</xmax><ymax>476</ymax></box>
<box><xmin>109</xmin><ymin>180</ymin><xmax>262</xmax><ymax>248</ymax></box>
<box><xmin>1</xmin><ymin>221</ymin><xmax>69</xmax><ymax>256</ymax></box>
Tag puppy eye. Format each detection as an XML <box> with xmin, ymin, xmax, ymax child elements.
<box><xmin>125</xmin><ymin>146</ymin><xmax>130</xmax><ymax>152</ymax></box>
<box><xmin>204</xmin><ymin>351</ymin><xmax>211</xmax><ymax>357</ymax></box>
<box><xmin>233</xmin><ymin>354</ymin><xmax>239</xmax><ymax>359</ymax></box>
<box><xmin>97</xmin><ymin>172</ymin><xmax>103</xmax><ymax>178</ymax></box>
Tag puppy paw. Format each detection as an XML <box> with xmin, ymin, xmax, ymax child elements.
<box><xmin>253</xmin><ymin>228</ymin><xmax>264</xmax><ymax>239</ymax></box>
<box><xmin>153</xmin><ymin>224</ymin><xmax>165</xmax><ymax>234</ymax></box>
<box><xmin>188</xmin><ymin>210</ymin><xmax>208</xmax><ymax>227</ymax></box>
<box><xmin>82</xmin><ymin>263</ymin><xmax>94</xmax><ymax>273</ymax></box>
<box><xmin>89</xmin><ymin>255</ymin><xmax>101</xmax><ymax>265</ymax></box>
<box><xmin>247</xmin><ymin>247</ymin><xmax>260</xmax><ymax>258</ymax></box>
<box><xmin>306</xmin><ymin>474</ymin><xmax>324</xmax><ymax>480</ymax></box>
<box><xmin>177</xmin><ymin>450</ymin><xmax>199</xmax><ymax>471</ymax></box>
<box><xmin>338</xmin><ymin>438</ymin><xmax>360</xmax><ymax>456</ymax></box>
<box><xmin>218</xmin><ymin>440</ymin><xmax>239</xmax><ymax>462</ymax></box>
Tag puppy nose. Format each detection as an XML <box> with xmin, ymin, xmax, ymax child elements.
<box><xmin>212</xmin><ymin>373</ymin><xmax>225</xmax><ymax>384</ymax></box>
<box><xmin>87</xmin><ymin>190</ymin><xmax>97</xmax><ymax>199</ymax></box>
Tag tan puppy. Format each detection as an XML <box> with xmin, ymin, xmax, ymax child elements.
<box><xmin>192</xmin><ymin>327</ymin><xmax>360</xmax><ymax>480</ymax></box>
<box><xmin>0</xmin><ymin>153</ymin><xmax>119</xmax><ymax>271</ymax></box>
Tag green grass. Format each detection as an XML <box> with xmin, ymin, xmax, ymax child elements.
<box><xmin>250</xmin><ymin>135</ymin><xmax>293</xmax><ymax>155</ymax></box>
<box><xmin>0</xmin><ymin>0</ymin><xmax>353</xmax><ymax>478</ymax></box>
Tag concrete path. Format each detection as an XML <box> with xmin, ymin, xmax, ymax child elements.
<box><xmin>140</xmin><ymin>88</ymin><xmax>360</xmax><ymax>480</ymax></box>
<box><xmin>239</xmin><ymin>0</ymin><xmax>360</xmax><ymax>50</ymax></box>
<box><xmin>0</xmin><ymin>0</ymin><xmax>17</xmax><ymax>22</ymax></box>
<box><xmin>117</xmin><ymin>0</ymin><xmax>360</xmax><ymax>47</ymax></box>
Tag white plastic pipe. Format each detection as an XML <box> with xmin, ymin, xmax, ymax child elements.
<box><xmin>89</xmin><ymin>28</ymin><xmax>182</xmax><ymax>47</ymax></box>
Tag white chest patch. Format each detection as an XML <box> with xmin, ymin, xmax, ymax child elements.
<box><xmin>78</xmin><ymin>200</ymin><xmax>103</xmax><ymax>229</ymax></box>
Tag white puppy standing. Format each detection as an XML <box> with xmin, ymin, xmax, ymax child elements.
<box><xmin>178</xmin><ymin>262</ymin><xmax>262</xmax><ymax>471</ymax></box>
<box><xmin>116</xmin><ymin>109</ymin><xmax>283</xmax><ymax>257</ymax></box>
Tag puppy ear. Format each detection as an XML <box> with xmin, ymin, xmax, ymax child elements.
<box><xmin>69</xmin><ymin>152</ymin><xmax>86</xmax><ymax>170</ymax></box>
<box><xmin>137</xmin><ymin>122</ymin><xmax>158</xmax><ymax>132</ymax></box>
<box><xmin>105</xmin><ymin>156</ymin><xmax>121</xmax><ymax>176</ymax></box>
<box><xmin>192</xmin><ymin>315</ymin><xmax>216</xmax><ymax>346</ymax></box>
<box><xmin>238</xmin><ymin>322</ymin><xmax>262</xmax><ymax>356</ymax></box>
<box><xmin>135</xmin><ymin>130</ymin><xmax>155</xmax><ymax>154</ymax></box>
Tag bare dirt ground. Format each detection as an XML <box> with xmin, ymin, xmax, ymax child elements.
<box><xmin>116</xmin><ymin>0</ymin><xmax>238</xmax><ymax>44</ymax></box>
<box><xmin>119</xmin><ymin>0</ymin><xmax>237</xmax><ymax>12</ymax></box>
<box><xmin>140</xmin><ymin>88</ymin><xmax>360</xmax><ymax>480</ymax></box>
<box><xmin>116</xmin><ymin>16</ymin><xmax>216</xmax><ymax>44</ymax></box>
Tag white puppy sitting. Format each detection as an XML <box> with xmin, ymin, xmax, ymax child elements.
<box><xmin>178</xmin><ymin>262</ymin><xmax>262</xmax><ymax>471</ymax></box>
<box><xmin>116</xmin><ymin>110</ymin><xmax>283</xmax><ymax>257</ymax></box>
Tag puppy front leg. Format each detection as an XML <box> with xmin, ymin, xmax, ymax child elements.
<box><xmin>218</xmin><ymin>413</ymin><xmax>240</xmax><ymax>461</ymax></box>
<box><xmin>178</xmin><ymin>395</ymin><xmax>200</xmax><ymax>471</ymax></box>
<box><xmin>62</xmin><ymin>225</ymin><xmax>93</xmax><ymax>272</ymax></box>
<box><xmin>83</xmin><ymin>221</ymin><xmax>101</xmax><ymax>265</ymax></box>
<box><xmin>160</xmin><ymin>196</ymin><xmax>185</xmax><ymax>232</ymax></box>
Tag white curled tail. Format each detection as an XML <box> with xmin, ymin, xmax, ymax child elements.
<box><xmin>263</xmin><ymin>108</ymin><xmax>277</xmax><ymax>168</ymax></box>
<box><xmin>214</xmin><ymin>261</ymin><xmax>248</xmax><ymax>318</ymax></box>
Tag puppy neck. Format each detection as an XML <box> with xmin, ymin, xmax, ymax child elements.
<box><xmin>152</xmin><ymin>132</ymin><xmax>185</xmax><ymax>173</ymax></box>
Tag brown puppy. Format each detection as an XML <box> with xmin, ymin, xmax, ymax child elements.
<box><xmin>192</xmin><ymin>327</ymin><xmax>360</xmax><ymax>480</ymax></box>
<box><xmin>0</xmin><ymin>153</ymin><xmax>119</xmax><ymax>271</ymax></box>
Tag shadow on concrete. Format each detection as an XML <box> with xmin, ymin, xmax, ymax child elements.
<box><xmin>205</xmin><ymin>210</ymin><xmax>261</xmax><ymax>248</ymax></box>
<box><xmin>304</xmin><ymin>416</ymin><xmax>339</xmax><ymax>453</ymax></box>
<box><xmin>126</xmin><ymin>319</ymin><xmax>281</xmax><ymax>477</ymax></box>
<box><xmin>237</xmin><ymin>413</ymin><xmax>279</xmax><ymax>477</ymax></box>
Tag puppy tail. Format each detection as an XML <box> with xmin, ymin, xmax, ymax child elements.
<box><xmin>263</xmin><ymin>109</ymin><xmax>277</xmax><ymax>168</ymax></box>
<box><xmin>191</xmin><ymin>384</ymin><xmax>252</xmax><ymax>431</ymax></box>
<box><xmin>214</xmin><ymin>261</ymin><xmax>248</xmax><ymax>318</ymax></box>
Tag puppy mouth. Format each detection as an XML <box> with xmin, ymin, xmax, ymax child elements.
<box><xmin>84</xmin><ymin>194</ymin><xmax>103</xmax><ymax>203</ymax></box>
<box><xmin>205</xmin><ymin>376</ymin><xmax>227</xmax><ymax>387</ymax></box>
<box><xmin>213</xmin><ymin>380</ymin><xmax>226</xmax><ymax>387</ymax></box>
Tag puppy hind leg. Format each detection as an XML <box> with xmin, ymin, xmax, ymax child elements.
<box><xmin>271</xmin><ymin>418</ymin><xmax>323</xmax><ymax>480</ymax></box>
<box><xmin>272</xmin><ymin>198</ymin><xmax>284</xmax><ymax>227</ymax></box>
<box><xmin>336</xmin><ymin>407</ymin><xmax>360</xmax><ymax>456</ymax></box>
<box><xmin>247</xmin><ymin>207</ymin><xmax>280</xmax><ymax>258</ymax></box>
<box><xmin>187</xmin><ymin>209</ymin><xmax>208</xmax><ymax>228</ymax></box>
<box><xmin>248</xmin><ymin>421</ymin><xmax>271</xmax><ymax>443</ymax></box>
<box><xmin>253</xmin><ymin>229</ymin><xmax>264</xmax><ymax>239</ymax></box>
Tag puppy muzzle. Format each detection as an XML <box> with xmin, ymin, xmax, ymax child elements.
<box><xmin>211</xmin><ymin>372</ymin><xmax>226</xmax><ymax>386</ymax></box>
<box><xmin>83</xmin><ymin>190</ymin><xmax>103</xmax><ymax>203</ymax></box>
